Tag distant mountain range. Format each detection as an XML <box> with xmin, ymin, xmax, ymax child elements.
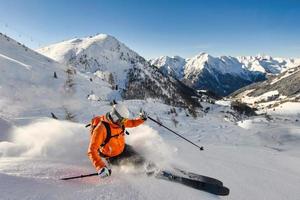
<box><xmin>38</xmin><ymin>33</ymin><xmax>300</xmax><ymax>107</ymax></box>
<box><xmin>150</xmin><ymin>54</ymin><xmax>300</xmax><ymax>96</ymax></box>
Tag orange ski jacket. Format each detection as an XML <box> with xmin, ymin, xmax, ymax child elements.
<box><xmin>87</xmin><ymin>114</ymin><xmax>145</xmax><ymax>171</ymax></box>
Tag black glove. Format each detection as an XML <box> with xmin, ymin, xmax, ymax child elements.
<box><xmin>139</xmin><ymin>109</ymin><xmax>148</xmax><ymax>121</ymax></box>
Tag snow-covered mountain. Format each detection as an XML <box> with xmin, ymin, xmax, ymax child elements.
<box><xmin>151</xmin><ymin>53</ymin><xmax>300</xmax><ymax>96</ymax></box>
<box><xmin>0</xmin><ymin>32</ymin><xmax>114</xmax><ymax>121</ymax></box>
<box><xmin>237</xmin><ymin>55</ymin><xmax>300</xmax><ymax>74</ymax></box>
<box><xmin>231</xmin><ymin>65</ymin><xmax>300</xmax><ymax>112</ymax></box>
<box><xmin>183</xmin><ymin>53</ymin><xmax>266</xmax><ymax>96</ymax></box>
<box><xmin>38</xmin><ymin>34</ymin><xmax>200</xmax><ymax>108</ymax></box>
<box><xmin>150</xmin><ymin>56</ymin><xmax>186</xmax><ymax>79</ymax></box>
<box><xmin>38</xmin><ymin>34</ymin><xmax>138</xmax><ymax>82</ymax></box>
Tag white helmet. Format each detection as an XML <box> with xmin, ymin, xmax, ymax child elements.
<box><xmin>110</xmin><ymin>103</ymin><xmax>130</xmax><ymax>123</ymax></box>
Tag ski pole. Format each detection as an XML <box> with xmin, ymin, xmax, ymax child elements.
<box><xmin>60</xmin><ymin>172</ymin><xmax>98</xmax><ymax>180</ymax></box>
<box><xmin>147</xmin><ymin>116</ymin><xmax>204</xmax><ymax>151</ymax></box>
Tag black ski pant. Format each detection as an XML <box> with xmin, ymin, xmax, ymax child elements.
<box><xmin>101</xmin><ymin>144</ymin><xmax>145</xmax><ymax>166</ymax></box>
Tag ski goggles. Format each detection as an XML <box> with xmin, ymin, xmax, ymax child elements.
<box><xmin>111</xmin><ymin>112</ymin><xmax>127</xmax><ymax>125</ymax></box>
<box><xmin>112</xmin><ymin>108</ymin><xmax>128</xmax><ymax>125</ymax></box>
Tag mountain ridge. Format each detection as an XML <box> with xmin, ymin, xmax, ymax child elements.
<box><xmin>151</xmin><ymin>53</ymin><xmax>300</xmax><ymax>96</ymax></box>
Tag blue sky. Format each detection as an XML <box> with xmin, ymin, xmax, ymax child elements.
<box><xmin>0</xmin><ymin>0</ymin><xmax>299</xmax><ymax>58</ymax></box>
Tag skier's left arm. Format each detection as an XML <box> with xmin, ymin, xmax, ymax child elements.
<box><xmin>124</xmin><ymin>110</ymin><xmax>147</xmax><ymax>128</ymax></box>
<box><xmin>123</xmin><ymin>118</ymin><xmax>145</xmax><ymax>128</ymax></box>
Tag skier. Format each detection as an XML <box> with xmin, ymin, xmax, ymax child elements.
<box><xmin>87</xmin><ymin>103</ymin><xmax>147</xmax><ymax>178</ymax></box>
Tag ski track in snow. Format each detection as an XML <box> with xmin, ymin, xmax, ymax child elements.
<box><xmin>0</xmin><ymin>53</ymin><xmax>32</xmax><ymax>70</ymax></box>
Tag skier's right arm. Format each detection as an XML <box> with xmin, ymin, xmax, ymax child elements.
<box><xmin>87</xmin><ymin>123</ymin><xmax>107</xmax><ymax>171</ymax></box>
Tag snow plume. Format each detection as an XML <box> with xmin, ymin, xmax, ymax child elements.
<box><xmin>126</xmin><ymin>124</ymin><xmax>175</xmax><ymax>168</ymax></box>
<box><xmin>0</xmin><ymin>118</ymin><xmax>175</xmax><ymax>167</ymax></box>
<box><xmin>0</xmin><ymin>117</ymin><xmax>13</xmax><ymax>142</ymax></box>
<box><xmin>0</xmin><ymin>118</ymin><xmax>89</xmax><ymax>161</ymax></box>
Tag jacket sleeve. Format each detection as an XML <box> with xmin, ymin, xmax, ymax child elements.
<box><xmin>124</xmin><ymin>118</ymin><xmax>145</xmax><ymax>128</ymax></box>
<box><xmin>87</xmin><ymin>123</ymin><xmax>107</xmax><ymax>171</ymax></box>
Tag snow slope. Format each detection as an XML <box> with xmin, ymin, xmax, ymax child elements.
<box><xmin>1</xmin><ymin>100</ymin><xmax>300</xmax><ymax>200</ymax></box>
<box><xmin>0</xmin><ymin>33</ymin><xmax>118</xmax><ymax>122</ymax></box>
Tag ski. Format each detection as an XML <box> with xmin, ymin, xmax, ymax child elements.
<box><xmin>173</xmin><ymin>167</ymin><xmax>223</xmax><ymax>186</ymax></box>
<box><xmin>156</xmin><ymin>170</ymin><xmax>230</xmax><ymax>196</ymax></box>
